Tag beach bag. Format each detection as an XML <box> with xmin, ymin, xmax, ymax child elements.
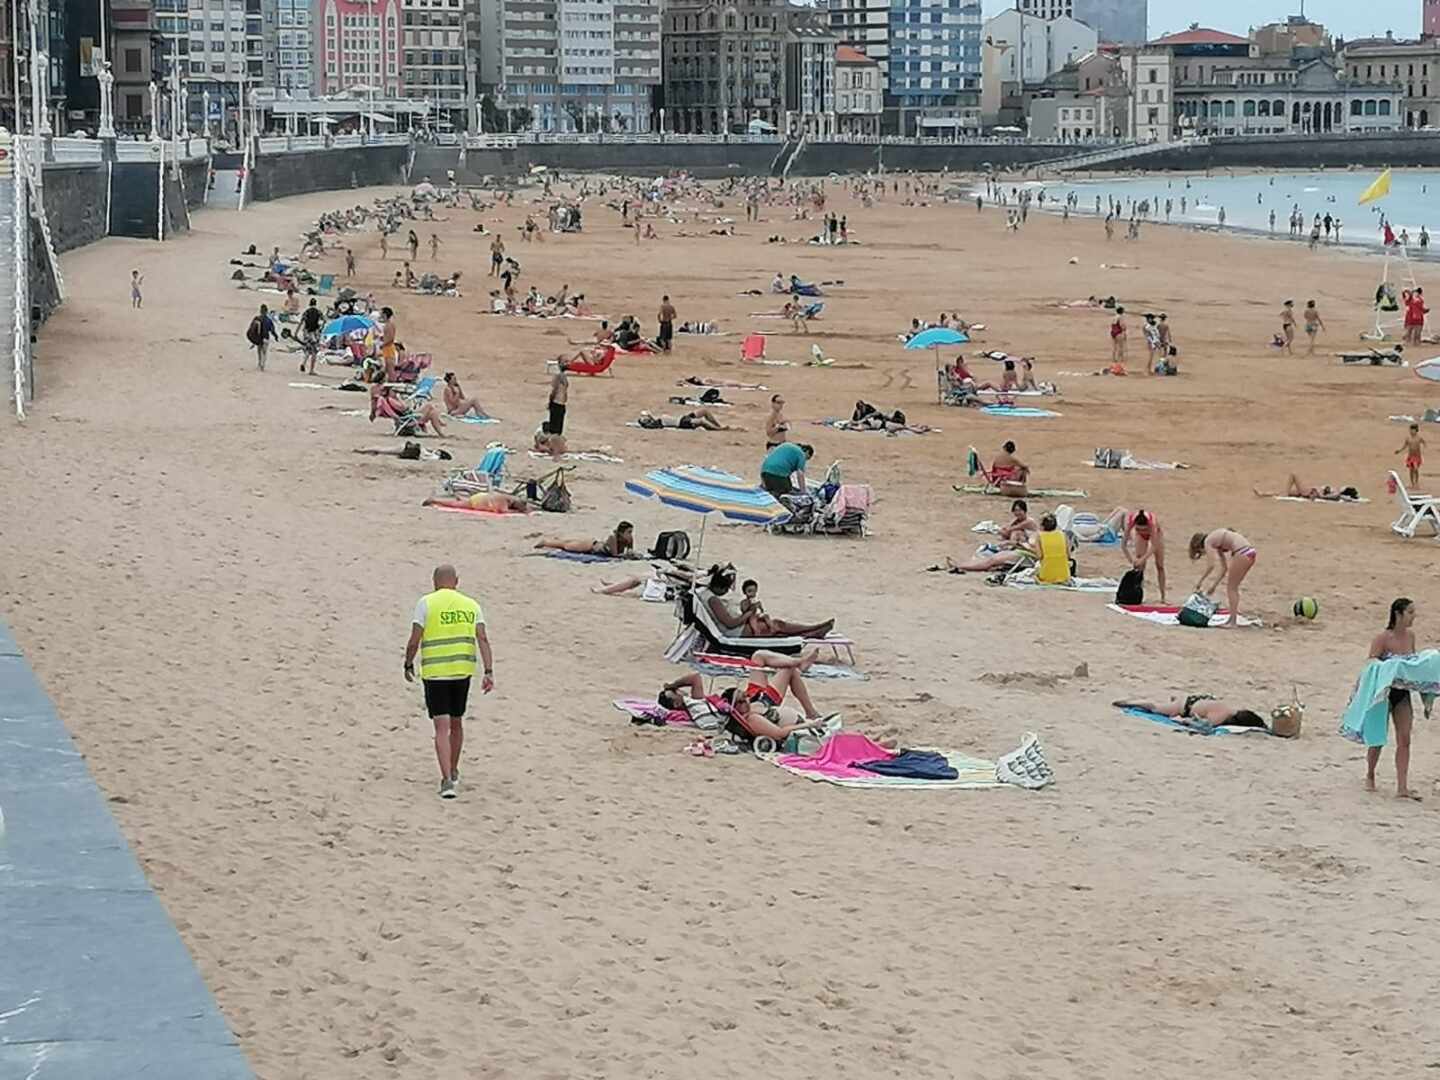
<box><xmin>245</xmin><ymin>316</ymin><xmax>264</xmax><ymax>345</ymax></box>
<box><xmin>1178</xmin><ymin>592</ymin><xmax>1218</xmax><ymax>628</ymax></box>
<box><xmin>650</xmin><ymin>530</ymin><xmax>691</xmax><ymax>562</ymax></box>
<box><xmin>539</xmin><ymin>475</ymin><xmax>572</xmax><ymax>514</ymax></box>
<box><xmin>1115</xmin><ymin>568</ymin><xmax>1145</xmax><ymax>606</ymax></box>
<box><xmin>1269</xmin><ymin>688</ymin><xmax>1304</xmax><ymax>738</ymax></box>
<box><xmin>700</xmin><ymin>387</ymin><xmax>723</xmax><ymax>404</ymax></box>
<box><xmin>397</xmin><ymin>441</ymin><xmax>422</xmax><ymax>460</ymax></box>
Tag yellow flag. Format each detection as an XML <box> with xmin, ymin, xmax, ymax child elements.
<box><xmin>1358</xmin><ymin>168</ymin><xmax>1392</xmax><ymax>205</ymax></box>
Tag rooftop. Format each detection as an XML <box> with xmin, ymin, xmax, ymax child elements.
<box><xmin>1150</xmin><ymin>27</ymin><xmax>1251</xmax><ymax>47</ymax></box>
<box><xmin>835</xmin><ymin>44</ymin><xmax>877</xmax><ymax>64</ymax></box>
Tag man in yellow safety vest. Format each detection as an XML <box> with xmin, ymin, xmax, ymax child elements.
<box><xmin>404</xmin><ymin>564</ymin><xmax>494</xmax><ymax>799</ymax></box>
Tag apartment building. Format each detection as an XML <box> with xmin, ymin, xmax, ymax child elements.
<box><xmin>661</xmin><ymin>0</ymin><xmax>785</xmax><ymax>134</ymax></box>
<box><xmin>826</xmin><ymin>0</ymin><xmax>891</xmax><ymax>91</ymax></box>
<box><xmin>1019</xmin><ymin>0</ymin><xmax>1146</xmax><ymax>45</ymax></box>
<box><xmin>886</xmin><ymin>0</ymin><xmax>983</xmax><ymax>136</ymax></box>
<box><xmin>318</xmin><ymin>0</ymin><xmax>403</xmax><ymax>99</ymax></box>
<box><xmin>501</xmin><ymin>0</ymin><xmax>660</xmax><ymax>133</ymax></box>
<box><xmin>833</xmin><ymin>43</ymin><xmax>880</xmax><ymax>134</ymax></box>
<box><xmin>785</xmin><ymin>6</ymin><xmax>836</xmax><ymax>136</ymax></box>
<box><xmin>274</xmin><ymin>0</ymin><xmax>314</xmax><ymax>93</ymax></box>
<box><xmin>1344</xmin><ymin>33</ymin><xmax>1440</xmax><ymax>129</ymax></box>
<box><xmin>402</xmin><ymin>0</ymin><xmax>467</xmax><ymax>125</ymax></box>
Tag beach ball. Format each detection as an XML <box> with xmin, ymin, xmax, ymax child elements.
<box><xmin>1293</xmin><ymin>597</ymin><xmax>1319</xmax><ymax>620</ymax></box>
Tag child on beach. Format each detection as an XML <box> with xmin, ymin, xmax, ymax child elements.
<box><xmin>1398</xmin><ymin>424</ymin><xmax>1426</xmax><ymax>487</ymax></box>
<box><xmin>130</xmin><ymin>269</ymin><xmax>143</xmax><ymax>309</ymax></box>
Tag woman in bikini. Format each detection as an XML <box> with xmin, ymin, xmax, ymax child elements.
<box><xmin>1365</xmin><ymin>597</ymin><xmax>1422</xmax><ymax>800</ymax></box>
<box><xmin>1121</xmin><ymin>510</ymin><xmax>1167</xmax><ymax>604</ymax></box>
<box><xmin>1113</xmin><ymin>695</ymin><xmax>1266</xmax><ymax>731</ymax></box>
<box><xmin>1189</xmin><ymin>527</ymin><xmax>1258</xmax><ymax>628</ymax></box>
<box><xmin>765</xmin><ymin>394</ymin><xmax>790</xmax><ymax>449</ymax></box>
<box><xmin>534</xmin><ymin>521</ymin><xmax>638</xmax><ymax>558</ymax></box>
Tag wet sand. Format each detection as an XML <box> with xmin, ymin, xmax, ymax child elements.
<box><xmin>3</xmin><ymin>179</ymin><xmax>1438</xmax><ymax>1078</ymax></box>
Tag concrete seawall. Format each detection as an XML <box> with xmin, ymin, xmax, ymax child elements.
<box><xmin>248</xmin><ymin>146</ymin><xmax>410</xmax><ymax>202</ymax></box>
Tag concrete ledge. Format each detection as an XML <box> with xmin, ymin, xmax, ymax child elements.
<box><xmin>0</xmin><ymin>623</ymin><xmax>253</xmax><ymax>1079</ymax></box>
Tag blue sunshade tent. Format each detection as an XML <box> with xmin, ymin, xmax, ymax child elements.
<box><xmin>323</xmin><ymin>314</ymin><xmax>377</xmax><ymax>339</ymax></box>
<box><xmin>905</xmin><ymin>326</ymin><xmax>969</xmax><ymax>349</ymax></box>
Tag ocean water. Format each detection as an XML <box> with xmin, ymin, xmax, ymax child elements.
<box><xmin>1020</xmin><ymin>169</ymin><xmax>1440</xmax><ymax>245</ymax></box>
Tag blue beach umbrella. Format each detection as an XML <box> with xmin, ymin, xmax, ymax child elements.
<box><xmin>904</xmin><ymin>326</ymin><xmax>969</xmax><ymax>349</ymax></box>
<box><xmin>626</xmin><ymin>465</ymin><xmax>791</xmax><ymax>555</ymax></box>
<box><xmin>323</xmin><ymin>314</ymin><xmax>377</xmax><ymax>339</ymax></box>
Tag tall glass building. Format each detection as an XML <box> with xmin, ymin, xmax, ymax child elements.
<box><xmin>885</xmin><ymin>0</ymin><xmax>981</xmax><ymax>134</ymax></box>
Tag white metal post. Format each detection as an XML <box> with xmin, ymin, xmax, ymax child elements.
<box><xmin>156</xmin><ymin>135</ymin><xmax>164</xmax><ymax>240</ymax></box>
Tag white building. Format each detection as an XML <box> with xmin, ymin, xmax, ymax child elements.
<box><xmin>826</xmin><ymin>0</ymin><xmax>891</xmax><ymax>93</ymax></box>
<box><xmin>834</xmin><ymin>44</ymin><xmax>881</xmax><ymax>135</ymax></box>
<box><xmin>982</xmin><ymin>10</ymin><xmax>1097</xmax><ymax>86</ymax></box>
<box><xmin>1019</xmin><ymin>0</ymin><xmax>1147</xmax><ymax>45</ymax></box>
<box><xmin>1118</xmin><ymin>45</ymin><xmax>1171</xmax><ymax>141</ymax></box>
<box><xmin>159</xmin><ymin>0</ymin><xmax>275</xmax><ymax>138</ymax></box>
<box><xmin>785</xmin><ymin>8</ymin><xmax>837</xmax><ymax>137</ymax></box>
<box><xmin>1028</xmin><ymin>90</ymin><xmax>1098</xmax><ymax>139</ymax></box>
<box><xmin>274</xmin><ymin>0</ymin><xmax>313</xmax><ymax>94</ymax></box>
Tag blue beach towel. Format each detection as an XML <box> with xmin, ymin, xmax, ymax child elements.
<box><xmin>1339</xmin><ymin>650</ymin><xmax>1440</xmax><ymax>746</ymax></box>
<box><xmin>535</xmin><ymin>550</ymin><xmax>618</xmax><ymax>563</ymax></box>
<box><xmin>457</xmin><ymin>415</ymin><xmax>501</xmax><ymax>425</ymax></box>
<box><xmin>981</xmin><ymin>405</ymin><xmax>1061</xmax><ymax>418</ymax></box>
<box><xmin>1120</xmin><ymin>706</ymin><xmax>1269</xmax><ymax>737</ymax></box>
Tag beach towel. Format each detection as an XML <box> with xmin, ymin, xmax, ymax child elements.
<box><xmin>1002</xmin><ymin>568</ymin><xmax>1119</xmax><ymax>592</ymax></box>
<box><xmin>612</xmin><ymin>697</ymin><xmax>693</xmax><ymax>728</ymax></box>
<box><xmin>534</xmin><ymin>550</ymin><xmax>620</xmax><ymax>563</ymax></box>
<box><xmin>774</xmin><ymin>732</ymin><xmax>1001</xmax><ymax>789</ymax></box>
<box><xmin>982</xmin><ymin>405</ymin><xmax>1061</xmax><ymax>418</ymax></box>
<box><xmin>1109</xmin><ymin>603</ymin><xmax>1262</xmax><ymax>628</ymax></box>
<box><xmin>1119</xmin><ymin>705</ymin><xmax>1271</xmax><ymax>737</ymax></box>
<box><xmin>527</xmin><ymin>449</ymin><xmax>624</xmax><ymax>464</ymax></box>
<box><xmin>456</xmin><ymin>415</ymin><xmax>501</xmax><ymax>425</ymax></box>
<box><xmin>1339</xmin><ymin>650</ymin><xmax>1440</xmax><ymax>746</ymax></box>
<box><xmin>1082</xmin><ymin>457</ymin><xmax>1189</xmax><ymax>471</ymax></box>
<box><xmin>431</xmin><ymin>505</ymin><xmax>531</xmax><ymax>518</ymax></box>
<box><xmin>689</xmin><ymin>656</ymin><xmax>867</xmax><ymax>681</ymax></box>
<box><xmin>954</xmin><ymin>484</ymin><xmax>1088</xmax><ymax>499</ymax></box>
<box><xmin>1272</xmin><ymin>495</ymin><xmax>1369</xmax><ymax>504</ymax></box>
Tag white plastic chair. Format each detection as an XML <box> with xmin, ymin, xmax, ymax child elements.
<box><xmin>1388</xmin><ymin>470</ymin><xmax>1440</xmax><ymax>539</ymax></box>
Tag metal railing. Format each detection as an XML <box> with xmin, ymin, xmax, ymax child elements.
<box><xmin>459</xmin><ymin>131</ymin><xmax>1130</xmax><ymax>150</ymax></box>
<box><xmin>25</xmin><ymin>135</ymin><xmax>211</xmax><ymax>165</ymax></box>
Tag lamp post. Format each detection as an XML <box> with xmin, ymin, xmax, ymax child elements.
<box><xmin>149</xmin><ymin>80</ymin><xmax>159</xmax><ymax>139</ymax></box>
<box><xmin>202</xmin><ymin>87</ymin><xmax>211</xmax><ymax>141</ymax></box>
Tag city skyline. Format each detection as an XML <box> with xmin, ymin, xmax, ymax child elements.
<box><xmin>984</xmin><ymin>0</ymin><xmax>1417</xmax><ymax>42</ymax></box>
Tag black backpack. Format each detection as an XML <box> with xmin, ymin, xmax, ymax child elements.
<box><xmin>651</xmin><ymin>530</ymin><xmax>691</xmax><ymax>561</ymax></box>
<box><xmin>1115</xmin><ymin>568</ymin><xmax>1144</xmax><ymax>606</ymax></box>
<box><xmin>245</xmin><ymin>316</ymin><xmax>264</xmax><ymax>345</ymax></box>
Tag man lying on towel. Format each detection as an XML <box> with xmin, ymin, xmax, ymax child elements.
<box><xmin>1113</xmin><ymin>694</ymin><xmax>1267</xmax><ymax>731</ymax></box>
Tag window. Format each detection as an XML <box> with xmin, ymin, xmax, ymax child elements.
<box><xmin>1223</xmin><ymin>100</ymin><xmax>1235</xmax><ymax>117</ymax></box>
<box><xmin>1365</xmin><ymin>99</ymin><xmax>1378</xmax><ymax>115</ymax></box>
<box><xmin>1147</xmin><ymin>68</ymin><xmax>1156</xmax><ymax>83</ymax></box>
<box><xmin>1273</xmin><ymin>98</ymin><xmax>1284</xmax><ymax>116</ymax></box>
<box><xmin>1380</xmin><ymin>99</ymin><xmax>1392</xmax><ymax>115</ymax></box>
<box><xmin>1258</xmin><ymin>99</ymin><xmax>1270</xmax><ymax>116</ymax></box>
<box><xmin>124</xmin><ymin>47</ymin><xmax>143</xmax><ymax>73</ymax></box>
<box><xmin>125</xmin><ymin>92</ymin><xmax>145</xmax><ymax>118</ymax></box>
<box><xmin>1147</xmin><ymin>107</ymin><xmax>1158</xmax><ymax>124</ymax></box>
<box><xmin>1243</xmin><ymin>99</ymin><xmax>1255</xmax><ymax>116</ymax></box>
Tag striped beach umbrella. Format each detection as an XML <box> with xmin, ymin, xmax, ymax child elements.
<box><xmin>626</xmin><ymin>466</ymin><xmax>791</xmax><ymax>555</ymax></box>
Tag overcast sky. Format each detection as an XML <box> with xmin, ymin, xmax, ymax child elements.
<box><xmin>983</xmin><ymin>1</ymin><xmax>1418</xmax><ymax>41</ymax></box>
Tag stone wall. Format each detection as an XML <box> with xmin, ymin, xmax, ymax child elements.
<box><xmin>40</xmin><ymin>164</ymin><xmax>108</xmax><ymax>253</ymax></box>
<box><xmin>1066</xmin><ymin>131</ymin><xmax>1440</xmax><ymax>173</ymax></box>
<box><xmin>249</xmin><ymin>146</ymin><xmax>410</xmax><ymax>202</ymax></box>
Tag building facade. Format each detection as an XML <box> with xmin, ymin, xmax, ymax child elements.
<box><xmin>1427</xmin><ymin>0</ymin><xmax>1440</xmax><ymax>39</ymax></box>
<box><xmin>1019</xmin><ymin>0</ymin><xmax>1146</xmax><ymax>45</ymax></box>
<box><xmin>1117</xmin><ymin>44</ymin><xmax>1169</xmax><ymax>141</ymax></box>
<box><xmin>784</xmin><ymin>7</ymin><xmax>836</xmax><ymax>136</ymax></box>
<box><xmin>886</xmin><ymin>0</ymin><xmax>983</xmax><ymax>135</ymax></box>
<box><xmin>662</xmin><ymin>0</ymin><xmax>786</xmax><ymax>134</ymax></box>
<box><xmin>401</xmin><ymin>0</ymin><xmax>467</xmax><ymax>125</ymax></box>
<box><xmin>982</xmin><ymin>10</ymin><xmax>1096</xmax><ymax>87</ymax></box>
<box><xmin>500</xmin><ymin>0</ymin><xmax>658</xmax><ymax>133</ymax></box>
<box><xmin>826</xmin><ymin>0</ymin><xmax>891</xmax><ymax>93</ymax></box>
<box><xmin>318</xmin><ymin>0</ymin><xmax>403</xmax><ymax>100</ymax></box>
<box><xmin>1027</xmin><ymin>90</ymin><xmax>1097</xmax><ymax>139</ymax></box>
<box><xmin>1343</xmin><ymin>35</ymin><xmax>1440</xmax><ymax>129</ymax></box>
<box><xmin>274</xmin><ymin>0</ymin><xmax>313</xmax><ymax>94</ymax></box>
<box><xmin>157</xmin><ymin>0</ymin><xmax>273</xmax><ymax>138</ymax></box>
<box><xmin>833</xmin><ymin>44</ymin><xmax>880</xmax><ymax>134</ymax></box>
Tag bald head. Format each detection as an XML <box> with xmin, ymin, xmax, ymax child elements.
<box><xmin>433</xmin><ymin>564</ymin><xmax>458</xmax><ymax>589</ymax></box>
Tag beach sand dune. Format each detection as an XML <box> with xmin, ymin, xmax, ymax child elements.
<box><xmin>3</xmin><ymin>182</ymin><xmax>1438</xmax><ymax>1078</ymax></box>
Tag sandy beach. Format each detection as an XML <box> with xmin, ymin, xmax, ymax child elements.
<box><xmin>3</xmin><ymin>174</ymin><xmax>1439</xmax><ymax>1078</ymax></box>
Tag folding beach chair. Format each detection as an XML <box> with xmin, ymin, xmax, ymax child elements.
<box><xmin>740</xmin><ymin>333</ymin><xmax>767</xmax><ymax>363</ymax></box>
<box><xmin>444</xmin><ymin>446</ymin><xmax>511</xmax><ymax>496</ymax></box>
<box><xmin>1388</xmin><ymin>470</ymin><xmax>1440</xmax><ymax>539</ymax></box>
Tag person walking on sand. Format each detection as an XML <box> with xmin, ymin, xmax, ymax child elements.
<box><xmin>1189</xmin><ymin>528</ymin><xmax>1258</xmax><ymax>629</ymax></box>
<box><xmin>407</xmin><ymin>228</ymin><xmax>419</xmax><ymax>262</ymax></box>
<box><xmin>1109</xmin><ymin>306</ymin><xmax>1128</xmax><ymax>366</ymax></box>
<box><xmin>1361</xmin><ymin>598</ymin><xmax>1423</xmax><ymax>801</ymax></box>
<box><xmin>246</xmin><ymin>303</ymin><xmax>277</xmax><ymax>371</ymax></box>
<box><xmin>130</xmin><ymin>269</ymin><xmax>143</xmax><ymax>309</ymax></box>
<box><xmin>429</xmin><ymin>233</ymin><xmax>441</xmax><ymax>261</ymax></box>
<box><xmin>548</xmin><ymin>358</ymin><xmax>569</xmax><ymax>436</ymax></box>
<box><xmin>345</xmin><ymin>248</ymin><xmax>356</xmax><ymax>277</ymax></box>
<box><xmin>657</xmin><ymin>294</ymin><xmax>676</xmax><ymax>353</ymax></box>
<box><xmin>380</xmin><ymin>231</ymin><xmax>389</xmax><ymax>260</ymax></box>
<box><xmin>1397</xmin><ymin>423</ymin><xmax>1426</xmax><ymax>487</ymax></box>
<box><xmin>299</xmin><ymin>297</ymin><xmax>324</xmax><ymax>375</ymax></box>
<box><xmin>489</xmin><ymin>235</ymin><xmax>505</xmax><ymax>276</ymax></box>
<box><xmin>1404</xmin><ymin>286</ymin><xmax>1428</xmax><ymax>346</ymax></box>
<box><xmin>1280</xmin><ymin>299</ymin><xmax>1296</xmax><ymax>354</ymax></box>
<box><xmin>404</xmin><ymin>565</ymin><xmax>493</xmax><ymax>800</ymax></box>
<box><xmin>1303</xmin><ymin>299</ymin><xmax>1325</xmax><ymax>355</ymax></box>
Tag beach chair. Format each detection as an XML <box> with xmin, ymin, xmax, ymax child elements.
<box><xmin>407</xmin><ymin>374</ymin><xmax>438</xmax><ymax>400</ymax></box>
<box><xmin>567</xmin><ymin>345</ymin><xmax>616</xmax><ymax>377</ymax></box>
<box><xmin>770</xmin><ymin>483</ymin><xmax>871</xmax><ymax>538</ymax></box>
<box><xmin>740</xmin><ymin>333</ymin><xmax>767</xmax><ymax>363</ymax></box>
<box><xmin>801</xmin><ymin>302</ymin><xmax>824</xmax><ymax>320</ymax></box>
<box><xmin>672</xmin><ymin>585</ymin><xmax>855</xmax><ymax>663</ymax></box>
<box><xmin>1388</xmin><ymin>470</ymin><xmax>1440</xmax><ymax>539</ymax></box>
<box><xmin>313</xmin><ymin>274</ymin><xmax>335</xmax><ymax>295</ymax></box>
<box><xmin>444</xmin><ymin>446</ymin><xmax>511</xmax><ymax>496</ymax></box>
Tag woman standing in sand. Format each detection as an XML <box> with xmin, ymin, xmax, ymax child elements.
<box><xmin>1363</xmin><ymin>598</ymin><xmax>1423</xmax><ymax>800</ymax></box>
<box><xmin>1303</xmin><ymin>300</ymin><xmax>1325</xmax><ymax>355</ymax></box>
<box><xmin>1109</xmin><ymin>306</ymin><xmax>1127</xmax><ymax>366</ymax></box>
<box><xmin>1279</xmin><ymin>300</ymin><xmax>1296</xmax><ymax>354</ymax></box>
<box><xmin>1189</xmin><ymin>528</ymin><xmax>1258</xmax><ymax>629</ymax></box>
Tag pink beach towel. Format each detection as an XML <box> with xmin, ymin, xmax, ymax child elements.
<box><xmin>776</xmin><ymin>732</ymin><xmax>896</xmax><ymax>779</ymax></box>
<box><xmin>611</xmin><ymin>697</ymin><xmax>693</xmax><ymax>727</ymax></box>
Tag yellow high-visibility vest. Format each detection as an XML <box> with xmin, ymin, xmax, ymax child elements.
<box><xmin>418</xmin><ymin>588</ymin><xmax>481</xmax><ymax>679</ymax></box>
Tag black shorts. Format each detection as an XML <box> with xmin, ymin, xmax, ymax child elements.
<box><xmin>423</xmin><ymin>677</ymin><xmax>471</xmax><ymax>719</ymax></box>
<box><xmin>548</xmin><ymin>401</ymin><xmax>567</xmax><ymax>435</ymax></box>
<box><xmin>761</xmin><ymin>472</ymin><xmax>794</xmax><ymax>497</ymax></box>
<box><xmin>658</xmin><ymin>320</ymin><xmax>674</xmax><ymax>347</ymax></box>
<box><xmin>1389</xmin><ymin>687</ymin><xmax>1413</xmax><ymax>712</ymax></box>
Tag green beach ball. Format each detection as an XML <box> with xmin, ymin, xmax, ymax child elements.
<box><xmin>1293</xmin><ymin>597</ymin><xmax>1319</xmax><ymax>620</ymax></box>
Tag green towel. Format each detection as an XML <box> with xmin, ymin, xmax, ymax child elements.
<box><xmin>1340</xmin><ymin>650</ymin><xmax>1440</xmax><ymax>747</ymax></box>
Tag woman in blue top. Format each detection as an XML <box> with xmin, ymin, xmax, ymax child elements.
<box><xmin>760</xmin><ymin>442</ymin><xmax>813</xmax><ymax>496</ymax></box>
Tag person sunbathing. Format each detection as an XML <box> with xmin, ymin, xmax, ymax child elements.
<box><xmin>704</xmin><ymin>564</ymin><xmax>833</xmax><ymax>638</ymax></box>
<box><xmin>533</xmin><ymin>424</ymin><xmax>568</xmax><ymax>457</ymax></box>
<box><xmin>442</xmin><ymin>373</ymin><xmax>489</xmax><ymax>418</ymax></box>
<box><xmin>718</xmin><ymin>688</ymin><xmax>834</xmax><ymax>751</ymax></box>
<box><xmin>422</xmin><ymin>492</ymin><xmax>529</xmax><ymax>513</ymax></box>
<box><xmin>990</xmin><ymin>440</ymin><xmax>1030</xmax><ymax>496</ymax></box>
<box><xmin>1112</xmin><ymin>695</ymin><xmax>1267</xmax><ymax>731</ymax></box>
<box><xmin>1017</xmin><ymin>357</ymin><xmax>1039</xmax><ymax>391</ymax></box>
<box><xmin>370</xmin><ymin>384</ymin><xmax>447</xmax><ymax>435</ymax></box>
<box><xmin>636</xmin><ymin>408</ymin><xmax>737</xmax><ymax>431</ymax></box>
<box><xmin>535</xmin><ymin>521</ymin><xmax>638</xmax><ymax>558</ymax></box>
<box><xmin>1253</xmin><ymin>474</ymin><xmax>1360</xmax><ymax>501</ymax></box>
<box><xmin>942</xmin><ymin>548</ymin><xmax>1032</xmax><ymax>574</ymax></box>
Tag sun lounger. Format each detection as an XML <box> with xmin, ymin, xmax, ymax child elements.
<box><xmin>1388</xmin><ymin>469</ymin><xmax>1440</xmax><ymax>539</ymax></box>
<box><xmin>566</xmin><ymin>345</ymin><xmax>616</xmax><ymax>377</ymax></box>
<box><xmin>1338</xmin><ymin>350</ymin><xmax>1407</xmax><ymax>366</ymax></box>
<box><xmin>673</xmin><ymin>586</ymin><xmax>855</xmax><ymax>663</ymax></box>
